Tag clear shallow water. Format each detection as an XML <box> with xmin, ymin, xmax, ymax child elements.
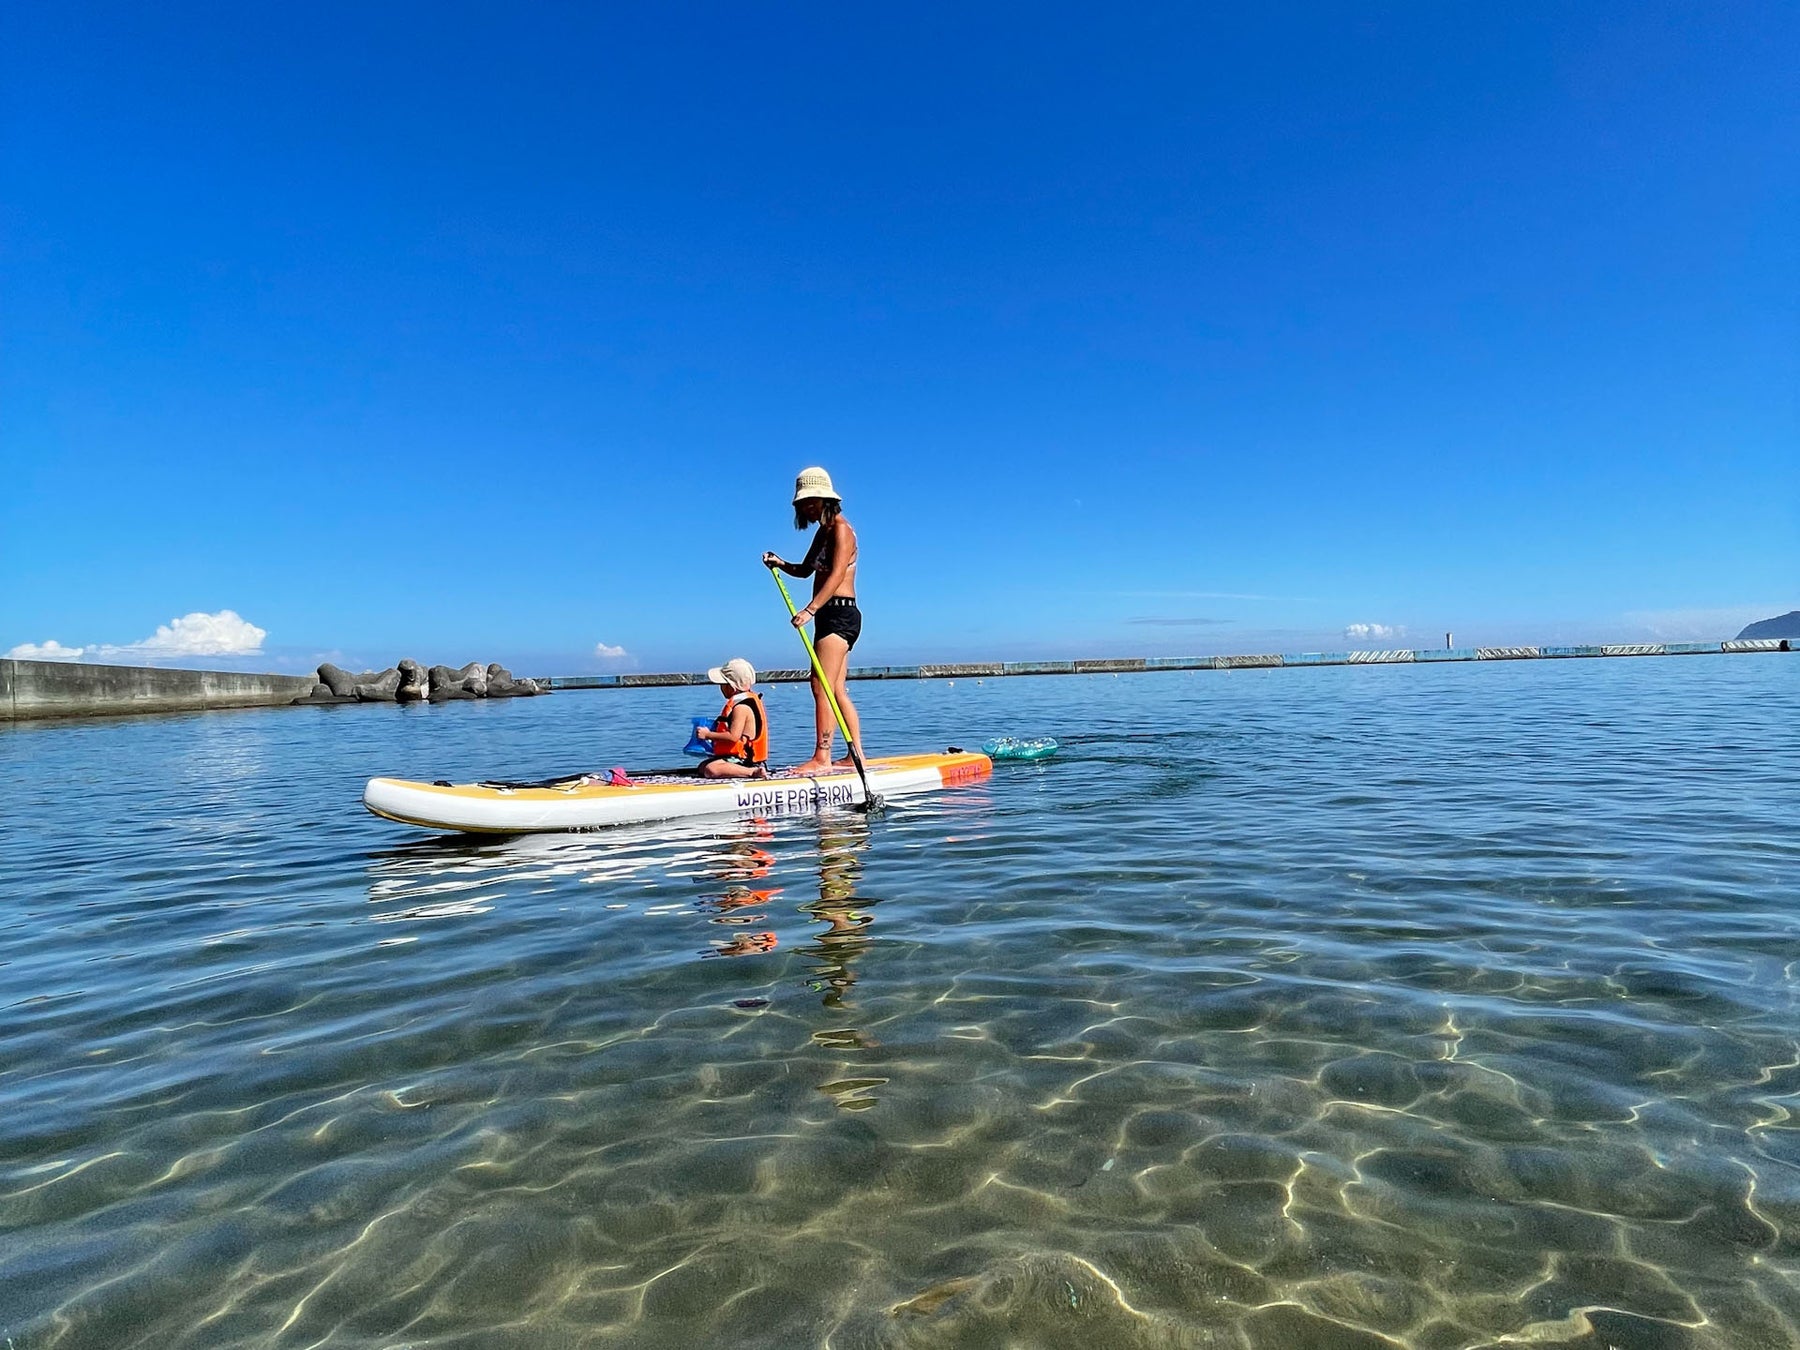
<box><xmin>3</xmin><ymin>656</ymin><xmax>1798</xmax><ymax>1350</ymax></box>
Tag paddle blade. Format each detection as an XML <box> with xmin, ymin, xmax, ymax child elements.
<box><xmin>846</xmin><ymin>747</ymin><xmax>883</xmax><ymax>814</ymax></box>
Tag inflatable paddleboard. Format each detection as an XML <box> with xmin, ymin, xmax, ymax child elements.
<box><xmin>364</xmin><ymin>750</ymin><xmax>992</xmax><ymax>834</ymax></box>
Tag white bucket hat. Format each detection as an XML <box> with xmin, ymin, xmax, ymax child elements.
<box><xmin>792</xmin><ymin>466</ymin><xmax>840</xmax><ymax>503</ymax></box>
<box><xmin>706</xmin><ymin>658</ymin><xmax>756</xmax><ymax>691</ymax></box>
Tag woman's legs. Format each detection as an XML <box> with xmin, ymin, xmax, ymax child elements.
<box><xmin>793</xmin><ymin>635</ymin><xmax>857</xmax><ymax>772</ymax></box>
<box><xmin>827</xmin><ymin>647</ymin><xmax>863</xmax><ymax>767</ymax></box>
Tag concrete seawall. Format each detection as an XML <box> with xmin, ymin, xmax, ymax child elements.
<box><xmin>4</xmin><ymin>638</ymin><xmax>1789</xmax><ymax>722</ymax></box>
<box><xmin>547</xmin><ymin>638</ymin><xmax>1792</xmax><ymax>690</ymax></box>
<box><xmin>0</xmin><ymin>659</ymin><xmax>319</xmax><ymax>722</ymax></box>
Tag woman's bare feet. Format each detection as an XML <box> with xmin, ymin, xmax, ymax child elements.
<box><xmin>790</xmin><ymin>758</ymin><xmax>831</xmax><ymax>775</ymax></box>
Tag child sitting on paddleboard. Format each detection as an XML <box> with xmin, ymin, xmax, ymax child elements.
<box><xmin>694</xmin><ymin>658</ymin><xmax>771</xmax><ymax>779</ymax></box>
<box><xmin>762</xmin><ymin>466</ymin><xmax>864</xmax><ymax>773</ymax></box>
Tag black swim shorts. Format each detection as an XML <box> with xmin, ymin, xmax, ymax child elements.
<box><xmin>814</xmin><ymin>596</ymin><xmax>862</xmax><ymax>650</ymax></box>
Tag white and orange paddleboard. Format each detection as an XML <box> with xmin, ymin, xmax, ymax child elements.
<box><xmin>364</xmin><ymin>751</ymin><xmax>992</xmax><ymax>834</ymax></box>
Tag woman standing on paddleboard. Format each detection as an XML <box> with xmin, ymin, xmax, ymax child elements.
<box><xmin>763</xmin><ymin>467</ymin><xmax>864</xmax><ymax>773</ymax></box>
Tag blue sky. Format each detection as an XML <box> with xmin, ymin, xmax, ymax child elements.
<box><xmin>4</xmin><ymin>3</ymin><xmax>1794</xmax><ymax>675</ymax></box>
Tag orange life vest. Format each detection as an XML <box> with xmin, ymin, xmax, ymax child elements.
<box><xmin>711</xmin><ymin>691</ymin><xmax>768</xmax><ymax>764</ymax></box>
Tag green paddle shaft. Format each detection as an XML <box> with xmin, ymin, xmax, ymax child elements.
<box><xmin>768</xmin><ymin>567</ymin><xmax>878</xmax><ymax>802</ymax></box>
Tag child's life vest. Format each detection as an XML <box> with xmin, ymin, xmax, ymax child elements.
<box><xmin>711</xmin><ymin>691</ymin><xmax>769</xmax><ymax>764</ymax></box>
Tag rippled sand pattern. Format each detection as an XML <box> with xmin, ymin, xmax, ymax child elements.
<box><xmin>2</xmin><ymin>657</ymin><xmax>1797</xmax><ymax>1348</ymax></box>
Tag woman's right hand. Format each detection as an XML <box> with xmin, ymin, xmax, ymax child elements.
<box><xmin>761</xmin><ymin>551</ymin><xmax>783</xmax><ymax>569</ymax></box>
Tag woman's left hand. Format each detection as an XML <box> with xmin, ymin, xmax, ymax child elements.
<box><xmin>792</xmin><ymin>609</ymin><xmax>811</xmax><ymax>629</ymax></box>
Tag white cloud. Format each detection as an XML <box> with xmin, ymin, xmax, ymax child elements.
<box><xmin>594</xmin><ymin>642</ymin><xmax>628</xmax><ymax>661</ymax></box>
<box><xmin>8</xmin><ymin>611</ymin><xmax>269</xmax><ymax>666</ymax></box>
<box><xmin>101</xmin><ymin>610</ymin><xmax>267</xmax><ymax>658</ymax></box>
<box><xmin>6</xmin><ymin>640</ymin><xmax>86</xmax><ymax>661</ymax></box>
<box><xmin>1345</xmin><ymin>623</ymin><xmax>1405</xmax><ymax>642</ymax></box>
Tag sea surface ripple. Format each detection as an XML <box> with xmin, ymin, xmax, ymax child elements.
<box><xmin>2</xmin><ymin>656</ymin><xmax>1797</xmax><ymax>1348</ymax></box>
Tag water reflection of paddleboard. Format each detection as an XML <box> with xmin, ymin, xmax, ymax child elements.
<box><xmin>364</xmin><ymin>750</ymin><xmax>992</xmax><ymax>834</ymax></box>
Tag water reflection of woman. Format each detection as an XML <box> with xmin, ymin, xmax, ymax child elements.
<box><xmin>801</xmin><ymin>815</ymin><xmax>873</xmax><ymax>1008</ymax></box>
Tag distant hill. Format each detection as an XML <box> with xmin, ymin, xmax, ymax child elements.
<box><xmin>1736</xmin><ymin>610</ymin><xmax>1800</xmax><ymax>640</ymax></box>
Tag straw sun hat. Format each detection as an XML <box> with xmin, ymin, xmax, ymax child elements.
<box><xmin>792</xmin><ymin>467</ymin><xmax>840</xmax><ymax>503</ymax></box>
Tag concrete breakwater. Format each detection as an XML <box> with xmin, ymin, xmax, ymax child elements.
<box><xmin>0</xmin><ymin>657</ymin><xmax>548</xmax><ymax>722</ymax></box>
<box><xmin>296</xmin><ymin>661</ymin><xmax>546</xmax><ymax>705</ymax></box>
<box><xmin>548</xmin><ymin>638</ymin><xmax>1792</xmax><ymax>690</ymax></box>
<box><xmin>1</xmin><ymin>659</ymin><xmax>319</xmax><ymax>722</ymax></box>
<box><xmin>5</xmin><ymin>638</ymin><xmax>1788</xmax><ymax>722</ymax></box>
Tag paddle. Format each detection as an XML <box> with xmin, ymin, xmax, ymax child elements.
<box><xmin>768</xmin><ymin>566</ymin><xmax>883</xmax><ymax>812</ymax></box>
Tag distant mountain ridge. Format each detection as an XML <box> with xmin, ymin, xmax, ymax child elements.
<box><xmin>1736</xmin><ymin>610</ymin><xmax>1800</xmax><ymax>640</ymax></box>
